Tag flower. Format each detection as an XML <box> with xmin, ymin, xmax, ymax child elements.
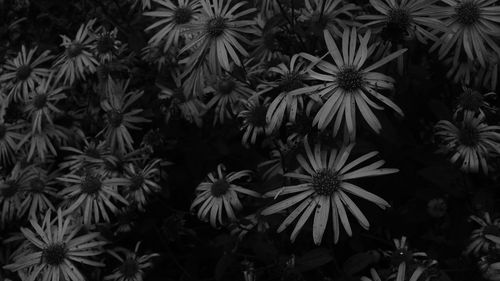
<box><xmin>258</xmin><ymin>134</ymin><xmax>303</xmax><ymax>180</ymax></box>
<box><xmin>190</xmin><ymin>164</ymin><xmax>260</xmax><ymax>227</ymax></box>
<box><xmin>454</xmin><ymin>86</ymin><xmax>496</xmax><ymax>118</ymax></box>
<box><xmin>17</xmin><ymin>122</ymin><xmax>67</xmax><ymax>162</ymax></box>
<box><xmin>19</xmin><ymin>167</ymin><xmax>58</xmax><ymax>220</ymax></box>
<box><xmin>431</xmin><ymin>0</ymin><xmax>500</xmax><ymax>67</ymax></box>
<box><xmin>466</xmin><ymin>212</ymin><xmax>500</xmax><ymax>256</ymax></box>
<box><xmin>229</xmin><ymin>212</ymin><xmax>270</xmax><ymax>239</ymax></box>
<box><xmin>385</xmin><ymin>236</ymin><xmax>432</xmax><ymax>280</ymax></box>
<box><xmin>181</xmin><ymin>0</ymin><xmax>257</xmax><ymax>72</ymax></box>
<box><xmin>0</xmin><ymin>121</ymin><xmax>24</xmax><ymax>166</ymax></box>
<box><xmin>23</xmin><ymin>75</ymin><xmax>66</xmax><ymax>134</ymax></box>
<box><xmin>300</xmin><ymin>0</ymin><xmax>359</xmax><ymax>37</ymax></box>
<box><xmin>60</xmin><ymin>139</ymin><xmax>118</xmax><ymax>173</ymax></box>
<box><xmin>130</xmin><ymin>0</ymin><xmax>152</xmax><ymax>10</ymax></box>
<box><xmin>298</xmin><ymin>27</ymin><xmax>405</xmax><ymax>140</ymax></box>
<box><xmin>434</xmin><ymin>112</ymin><xmax>500</xmax><ymax>174</ymax></box>
<box><xmin>123</xmin><ymin>159</ymin><xmax>161</xmax><ymax>211</ymax></box>
<box><xmin>205</xmin><ymin>72</ymin><xmax>252</xmax><ymax>124</ymax></box>
<box><xmin>144</xmin><ymin>0</ymin><xmax>201</xmax><ymax>51</ymax></box>
<box><xmin>100</xmin><ymin>80</ymin><xmax>150</xmax><ymax>154</ymax></box>
<box><xmin>250</xmin><ymin>13</ymin><xmax>287</xmax><ymax>63</ymax></box>
<box><xmin>238</xmin><ymin>97</ymin><xmax>271</xmax><ymax>146</ymax></box>
<box><xmin>0</xmin><ymin>45</ymin><xmax>52</xmax><ymax>103</ymax></box>
<box><xmin>3</xmin><ymin>209</ymin><xmax>106</xmax><ymax>281</ymax></box>
<box><xmin>479</xmin><ymin>255</ymin><xmax>500</xmax><ymax>281</ymax></box>
<box><xmin>0</xmin><ymin>164</ymin><xmax>36</xmax><ymax>227</ymax></box>
<box><xmin>54</xmin><ymin>19</ymin><xmax>99</xmax><ymax>85</ymax></box>
<box><xmin>357</xmin><ymin>0</ymin><xmax>447</xmax><ymax>44</ymax></box>
<box><xmin>91</xmin><ymin>26</ymin><xmax>123</xmax><ymax>63</ymax></box>
<box><xmin>58</xmin><ymin>169</ymin><xmax>130</xmax><ymax>226</ymax></box>
<box><xmin>261</xmin><ymin>139</ymin><xmax>396</xmax><ymax>244</ymax></box>
<box><xmin>361</xmin><ymin>266</ymin><xmax>433</xmax><ymax>281</ymax></box>
<box><xmin>105</xmin><ymin>242</ymin><xmax>159</xmax><ymax>281</ymax></box>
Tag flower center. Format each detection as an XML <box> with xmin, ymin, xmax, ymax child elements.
<box><xmin>81</xmin><ymin>175</ymin><xmax>102</xmax><ymax>194</ymax></box>
<box><xmin>33</xmin><ymin>93</ymin><xmax>48</xmax><ymax>109</ymax></box>
<box><xmin>67</xmin><ymin>43</ymin><xmax>83</xmax><ymax>58</ymax></box>
<box><xmin>120</xmin><ymin>258</ymin><xmax>140</xmax><ymax>278</ymax></box>
<box><xmin>207</xmin><ymin>17</ymin><xmax>227</xmax><ymax>37</ymax></box>
<box><xmin>97</xmin><ymin>35</ymin><xmax>115</xmax><ymax>54</ymax></box>
<box><xmin>337</xmin><ymin>66</ymin><xmax>362</xmax><ymax>92</ymax></box>
<box><xmin>29</xmin><ymin>178</ymin><xmax>45</xmax><ymax>192</ymax></box>
<box><xmin>279</xmin><ymin>72</ymin><xmax>303</xmax><ymax>93</ymax></box>
<box><xmin>458</xmin><ymin>123</ymin><xmax>479</xmax><ymax>146</ymax></box>
<box><xmin>42</xmin><ymin>243</ymin><xmax>67</xmax><ymax>266</ymax></box>
<box><xmin>129</xmin><ymin>175</ymin><xmax>144</xmax><ymax>191</ymax></box>
<box><xmin>108</xmin><ymin>110</ymin><xmax>124</xmax><ymax>128</ymax></box>
<box><xmin>1</xmin><ymin>180</ymin><xmax>19</xmax><ymax>198</ymax></box>
<box><xmin>16</xmin><ymin>65</ymin><xmax>32</xmax><ymax>81</ymax></box>
<box><xmin>174</xmin><ymin>7</ymin><xmax>193</xmax><ymax>24</ymax></box>
<box><xmin>312</xmin><ymin>169</ymin><xmax>340</xmax><ymax>196</ymax></box>
<box><xmin>217</xmin><ymin>78</ymin><xmax>236</xmax><ymax>95</ymax></box>
<box><xmin>483</xmin><ymin>225</ymin><xmax>500</xmax><ymax>237</ymax></box>
<box><xmin>384</xmin><ymin>8</ymin><xmax>411</xmax><ymax>41</ymax></box>
<box><xmin>455</xmin><ymin>1</ymin><xmax>480</xmax><ymax>25</ymax></box>
<box><xmin>0</xmin><ymin>124</ymin><xmax>6</xmax><ymax>139</ymax></box>
<box><xmin>248</xmin><ymin>105</ymin><xmax>267</xmax><ymax>127</ymax></box>
<box><xmin>211</xmin><ymin>179</ymin><xmax>230</xmax><ymax>197</ymax></box>
<box><xmin>459</xmin><ymin>89</ymin><xmax>483</xmax><ymax>111</ymax></box>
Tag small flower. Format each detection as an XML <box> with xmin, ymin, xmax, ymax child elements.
<box><xmin>434</xmin><ymin>112</ymin><xmax>500</xmax><ymax>174</ymax></box>
<box><xmin>191</xmin><ymin>164</ymin><xmax>260</xmax><ymax>227</ymax></box>
<box><xmin>238</xmin><ymin>97</ymin><xmax>271</xmax><ymax>146</ymax></box>
<box><xmin>0</xmin><ymin>121</ymin><xmax>24</xmax><ymax>166</ymax></box>
<box><xmin>384</xmin><ymin>236</ymin><xmax>433</xmax><ymax>281</ymax></box>
<box><xmin>17</xmin><ymin>122</ymin><xmax>68</xmax><ymax>162</ymax></box>
<box><xmin>91</xmin><ymin>26</ymin><xmax>123</xmax><ymax>63</ymax></box>
<box><xmin>3</xmin><ymin>209</ymin><xmax>107</xmax><ymax>281</ymax></box>
<box><xmin>250</xmin><ymin>13</ymin><xmax>286</xmax><ymax>63</ymax></box>
<box><xmin>0</xmin><ymin>45</ymin><xmax>52</xmax><ymax>103</ymax></box>
<box><xmin>19</xmin><ymin>167</ymin><xmax>58</xmax><ymax>220</ymax></box>
<box><xmin>0</xmin><ymin>164</ymin><xmax>36</xmax><ymax>227</ymax></box>
<box><xmin>60</xmin><ymin>139</ymin><xmax>118</xmax><ymax>173</ymax></box>
<box><xmin>229</xmin><ymin>212</ymin><xmax>270</xmax><ymax>239</ymax></box>
<box><xmin>54</xmin><ymin>19</ymin><xmax>99</xmax><ymax>85</ymax></box>
<box><xmin>454</xmin><ymin>86</ymin><xmax>496</xmax><ymax>118</ymax></box>
<box><xmin>58</xmin><ymin>169</ymin><xmax>130</xmax><ymax>226</ymax></box>
<box><xmin>105</xmin><ymin>242</ymin><xmax>159</xmax><ymax>281</ymax></box>
<box><xmin>123</xmin><ymin>159</ymin><xmax>162</xmax><ymax>211</ymax></box>
<box><xmin>300</xmin><ymin>0</ymin><xmax>358</xmax><ymax>37</ymax></box>
<box><xmin>144</xmin><ymin>0</ymin><xmax>201</xmax><ymax>51</ymax></box>
<box><xmin>466</xmin><ymin>212</ymin><xmax>500</xmax><ymax>256</ymax></box>
<box><xmin>261</xmin><ymin>139</ymin><xmax>397</xmax><ymax>244</ymax></box>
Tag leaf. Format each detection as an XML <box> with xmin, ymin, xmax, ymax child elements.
<box><xmin>295</xmin><ymin>248</ymin><xmax>333</xmax><ymax>272</ymax></box>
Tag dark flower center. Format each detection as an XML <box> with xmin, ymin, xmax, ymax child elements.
<box><xmin>97</xmin><ymin>35</ymin><xmax>115</xmax><ymax>54</ymax></box>
<box><xmin>129</xmin><ymin>175</ymin><xmax>144</xmax><ymax>191</ymax></box>
<box><xmin>67</xmin><ymin>43</ymin><xmax>83</xmax><ymax>58</ymax></box>
<box><xmin>0</xmin><ymin>124</ymin><xmax>7</xmax><ymax>139</ymax></box>
<box><xmin>458</xmin><ymin>123</ymin><xmax>479</xmax><ymax>146</ymax></box>
<box><xmin>33</xmin><ymin>93</ymin><xmax>48</xmax><ymax>109</ymax></box>
<box><xmin>42</xmin><ymin>243</ymin><xmax>67</xmax><ymax>266</ymax></box>
<box><xmin>218</xmin><ymin>78</ymin><xmax>236</xmax><ymax>95</ymax></box>
<box><xmin>391</xmin><ymin>249</ymin><xmax>413</xmax><ymax>265</ymax></box>
<box><xmin>108</xmin><ymin>110</ymin><xmax>124</xmax><ymax>128</ymax></box>
<box><xmin>483</xmin><ymin>225</ymin><xmax>500</xmax><ymax>237</ymax></box>
<box><xmin>248</xmin><ymin>105</ymin><xmax>267</xmax><ymax>127</ymax></box>
<box><xmin>280</xmin><ymin>72</ymin><xmax>303</xmax><ymax>93</ymax></box>
<box><xmin>211</xmin><ymin>179</ymin><xmax>230</xmax><ymax>197</ymax></box>
<box><xmin>337</xmin><ymin>66</ymin><xmax>362</xmax><ymax>92</ymax></box>
<box><xmin>81</xmin><ymin>175</ymin><xmax>102</xmax><ymax>194</ymax></box>
<box><xmin>174</xmin><ymin>7</ymin><xmax>193</xmax><ymax>24</ymax></box>
<box><xmin>1</xmin><ymin>180</ymin><xmax>18</xmax><ymax>198</ymax></box>
<box><xmin>120</xmin><ymin>258</ymin><xmax>140</xmax><ymax>278</ymax></box>
<box><xmin>384</xmin><ymin>8</ymin><xmax>411</xmax><ymax>42</ymax></box>
<box><xmin>312</xmin><ymin>169</ymin><xmax>340</xmax><ymax>196</ymax></box>
<box><xmin>455</xmin><ymin>1</ymin><xmax>480</xmax><ymax>25</ymax></box>
<box><xmin>207</xmin><ymin>17</ymin><xmax>227</xmax><ymax>37</ymax></box>
<box><xmin>16</xmin><ymin>65</ymin><xmax>32</xmax><ymax>81</ymax></box>
<box><xmin>30</xmin><ymin>178</ymin><xmax>45</xmax><ymax>192</ymax></box>
<box><xmin>459</xmin><ymin>89</ymin><xmax>483</xmax><ymax>111</ymax></box>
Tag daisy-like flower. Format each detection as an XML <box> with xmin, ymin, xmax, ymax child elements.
<box><xmin>181</xmin><ymin>0</ymin><xmax>257</xmax><ymax>72</ymax></box>
<box><xmin>3</xmin><ymin>209</ymin><xmax>106</xmax><ymax>281</ymax></box>
<box><xmin>190</xmin><ymin>164</ymin><xmax>260</xmax><ymax>227</ymax></box>
<box><xmin>131</xmin><ymin>0</ymin><xmax>152</xmax><ymax>10</ymax></box>
<box><xmin>361</xmin><ymin>266</ymin><xmax>432</xmax><ymax>281</ymax></box>
<box><xmin>228</xmin><ymin>212</ymin><xmax>270</xmax><ymax>239</ymax></box>
<box><xmin>105</xmin><ymin>242</ymin><xmax>159</xmax><ymax>281</ymax></box>
<box><xmin>431</xmin><ymin>0</ymin><xmax>500</xmax><ymax>67</ymax></box>
<box><xmin>466</xmin><ymin>212</ymin><xmax>500</xmax><ymax>256</ymax></box>
<box><xmin>91</xmin><ymin>26</ymin><xmax>123</xmax><ymax>63</ymax></box>
<box><xmin>238</xmin><ymin>97</ymin><xmax>271</xmax><ymax>146</ymax></box>
<box><xmin>19</xmin><ymin>167</ymin><xmax>58</xmax><ymax>220</ymax></box>
<box><xmin>454</xmin><ymin>86</ymin><xmax>496</xmax><ymax>118</ymax></box>
<box><xmin>144</xmin><ymin>0</ymin><xmax>201</xmax><ymax>51</ymax></box>
<box><xmin>0</xmin><ymin>45</ymin><xmax>52</xmax><ymax>103</ymax></box>
<box><xmin>0</xmin><ymin>164</ymin><xmax>36</xmax><ymax>227</ymax></box>
<box><xmin>0</xmin><ymin>120</ymin><xmax>24</xmax><ymax>166</ymax></box>
<box><xmin>258</xmin><ymin>135</ymin><xmax>303</xmax><ymax>180</ymax></box>
<box><xmin>205</xmin><ymin>72</ymin><xmax>253</xmax><ymax>124</ymax></box>
<box><xmin>141</xmin><ymin>41</ymin><xmax>180</xmax><ymax>71</ymax></box>
<box><xmin>261</xmin><ymin>139</ymin><xmax>397</xmax><ymax>244</ymax></box>
<box><xmin>383</xmin><ymin>236</ymin><xmax>433</xmax><ymax>281</ymax></box>
<box><xmin>123</xmin><ymin>159</ymin><xmax>161</xmax><ymax>211</ymax></box>
<box><xmin>24</xmin><ymin>75</ymin><xmax>66</xmax><ymax>133</ymax></box>
<box><xmin>60</xmin><ymin>139</ymin><xmax>118</xmax><ymax>173</ymax></box>
<box><xmin>250</xmin><ymin>13</ymin><xmax>285</xmax><ymax>63</ymax></box>
<box><xmin>58</xmin><ymin>169</ymin><xmax>129</xmax><ymax>226</ymax></box>
<box><xmin>100</xmin><ymin>80</ymin><xmax>150</xmax><ymax>154</ymax></box>
<box><xmin>53</xmin><ymin>19</ymin><xmax>99</xmax><ymax>85</ymax></box>
<box><xmin>434</xmin><ymin>112</ymin><xmax>500</xmax><ymax>174</ymax></box>
<box><xmin>298</xmin><ymin>27</ymin><xmax>406</xmax><ymax>140</ymax></box>
<box><xmin>300</xmin><ymin>0</ymin><xmax>359</xmax><ymax>37</ymax></box>
<box><xmin>17</xmin><ymin>122</ymin><xmax>68</xmax><ymax>162</ymax></box>
<box><xmin>357</xmin><ymin>0</ymin><xmax>447</xmax><ymax>44</ymax></box>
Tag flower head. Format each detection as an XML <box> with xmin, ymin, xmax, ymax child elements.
<box><xmin>454</xmin><ymin>86</ymin><xmax>496</xmax><ymax>118</ymax></box>
<box><xmin>467</xmin><ymin>213</ymin><xmax>500</xmax><ymax>256</ymax></box>
<box><xmin>19</xmin><ymin>167</ymin><xmax>58</xmax><ymax>220</ymax></box>
<box><xmin>105</xmin><ymin>242</ymin><xmax>159</xmax><ymax>281</ymax></box>
<box><xmin>0</xmin><ymin>164</ymin><xmax>36</xmax><ymax>227</ymax></box>
<box><xmin>238</xmin><ymin>97</ymin><xmax>271</xmax><ymax>146</ymax></box>
<box><xmin>0</xmin><ymin>121</ymin><xmax>24</xmax><ymax>166</ymax></box>
<box><xmin>300</xmin><ymin>0</ymin><xmax>358</xmax><ymax>37</ymax></box>
<box><xmin>91</xmin><ymin>26</ymin><xmax>123</xmax><ymax>63</ymax></box>
<box><xmin>123</xmin><ymin>159</ymin><xmax>161</xmax><ymax>211</ymax></box>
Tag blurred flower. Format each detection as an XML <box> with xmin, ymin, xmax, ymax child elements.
<box><xmin>454</xmin><ymin>86</ymin><xmax>496</xmax><ymax>118</ymax></box>
<box><xmin>58</xmin><ymin>169</ymin><xmax>129</xmax><ymax>226</ymax></box>
<box><xmin>229</xmin><ymin>212</ymin><xmax>270</xmax><ymax>239</ymax></box>
<box><xmin>141</xmin><ymin>42</ymin><xmax>180</xmax><ymax>71</ymax></box>
<box><xmin>91</xmin><ymin>26</ymin><xmax>123</xmax><ymax>63</ymax></box>
<box><xmin>60</xmin><ymin>139</ymin><xmax>118</xmax><ymax>173</ymax></box>
<box><xmin>300</xmin><ymin>0</ymin><xmax>358</xmax><ymax>37</ymax></box>
<box><xmin>17</xmin><ymin>122</ymin><xmax>67</xmax><ymax>162</ymax></box>
<box><xmin>105</xmin><ymin>242</ymin><xmax>159</xmax><ymax>281</ymax></box>
<box><xmin>258</xmin><ymin>134</ymin><xmax>303</xmax><ymax>179</ymax></box>
<box><xmin>0</xmin><ymin>45</ymin><xmax>52</xmax><ymax>103</ymax></box>
<box><xmin>54</xmin><ymin>19</ymin><xmax>98</xmax><ymax>85</ymax></box>
<box><xmin>466</xmin><ymin>212</ymin><xmax>500</xmax><ymax>256</ymax></box>
<box><xmin>299</xmin><ymin>27</ymin><xmax>405</xmax><ymax>140</ymax></box>
<box><xmin>238</xmin><ymin>97</ymin><xmax>271</xmax><ymax>146</ymax></box>
<box><xmin>19</xmin><ymin>167</ymin><xmax>58</xmax><ymax>220</ymax></box>
<box><xmin>262</xmin><ymin>139</ymin><xmax>396</xmax><ymax>244</ymax></box>
<box><xmin>191</xmin><ymin>164</ymin><xmax>260</xmax><ymax>227</ymax></box>
<box><xmin>0</xmin><ymin>121</ymin><xmax>24</xmax><ymax>167</ymax></box>
<box><xmin>130</xmin><ymin>0</ymin><xmax>152</xmax><ymax>10</ymax></box>
<box><xmin>434</xmin><ymin>112</ymin><xmax>500</xmax><ymax>174</ymax></box>
<box><xmin>427</xmin><ymin>198</ymin><xmax>447</xmax><ymax>218</ymax></box>
<box><xmin>0</xmin><ymin>164</ymin><xmax>36</xmax><ymax>227</ymax></box>
<box><xmin>144</xmin><ymin>0</ymin><xmax>201</xmax><ymax>51</ymax></box>
<box><xmin>3</xmin><ymin>209</ymin><xmax>106</xmax><ymax>281</ymax></box>
<box><xmin>123</xmin><ymin>159</ymin><xmax>161</xmax><ymax>211</ymax></box>
<box><xmin>250</xmin><ymin>13</ymin><xmax>286</xmax><ymax>63</ymax></box>
<box><xmin>181</xmin><ymin>0</ymin><xmax>257</xmax><ymax>72</ymax></box>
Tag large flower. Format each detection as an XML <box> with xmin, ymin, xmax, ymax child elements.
<box><xmin>104</xmin><ymin>242</ymin><xmax>159</xmax><ymax>281</ymax></box>
<box><xmin>0</xmin><ymin>45</ymin><xmax>52</xmax><ymax>103</ymax></box>
<box><xmin>261</xmin><ymin>139</ymin><xmax>397</xmax><ymax>244</ymax></box>
<box><xmin>191</xmin><ymin>164</ymin><xmax>260</xmax><ymax>227</ymax></box>
<box><xmin>298</xmin><ymin>27</ymin><xmax>405</xmax><ymax>140</ymax></box>
<box><xmin>144</xmin><ymin>0</ymin><xmax>201</xmax><ymax>51</ymax></box>
<box><xmin>434</xmin><ymin>112</ymin><xmax>500</xmax><ymax>174</ymax></box>
<box><xmin>3</xmin><ymin>209</ymin><xmax>106</xmax><ymax>281</ymax></box>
